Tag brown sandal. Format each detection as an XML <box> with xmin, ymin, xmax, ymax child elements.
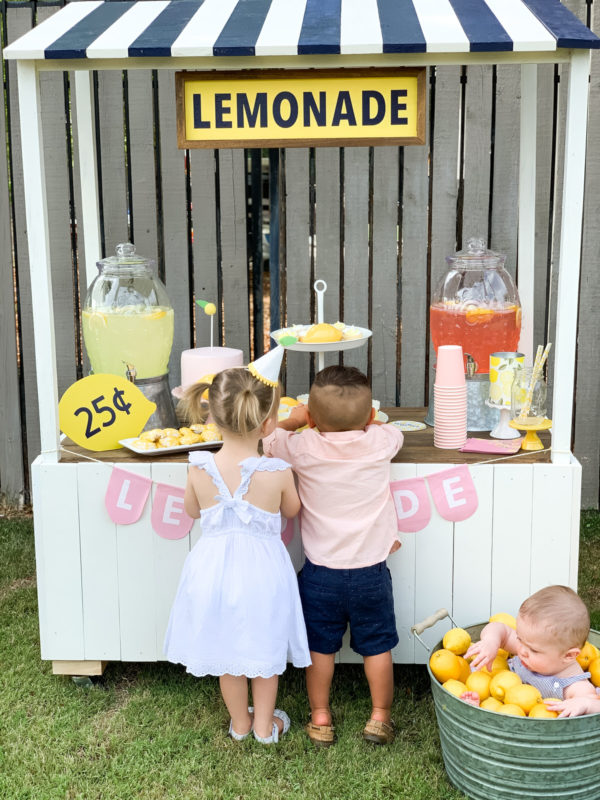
<box><xmin>362</xmin><ymin>718</ymin><xmax>396</xmax><ymax>745</ymax></box>
<box><xmin>305</xmin><ymin>720</ymin><xmax>335</xmax><ymax>747</ymax></box>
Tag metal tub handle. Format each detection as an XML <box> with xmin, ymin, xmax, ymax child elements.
<box><xmin>411</xmin><ymin>608</ymin><xmax>458</xmax><ymax>652</ymax></box>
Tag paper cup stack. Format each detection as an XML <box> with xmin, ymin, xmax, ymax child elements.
<box><xmin>433</xmin><ymin>345</ymin><xmax>467</xmax><ymax>449</ymax></box>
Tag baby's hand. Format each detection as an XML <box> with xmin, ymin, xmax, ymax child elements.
<box><xmin>546</xmin><ymin>696</ymin><xmax>600</xmax><ymax>718</ymax></box>
<box><xmin>388</xmin><ymin>540</ymin><xmax>401</xmax><ymax>555</ymax></box>
<box><xmin>279</xmin><ymin>404</ymin><xmax>310</xmax><ymax>431</ymax></box>
<box><xmin>464</xmin><ymin>640</ymin><xmax>497</xmax><ymax>672</ymax></box>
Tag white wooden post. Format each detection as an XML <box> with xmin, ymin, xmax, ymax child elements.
<box><xmin>74</xmin><ymin>70</ymin><xmax>102</xmax><ymax>287</ymax></box>
<box><xmin>517</xmin><ymin>63</ymin><xmax>537</xmax><ymax>364</ymax></box>
<box><xmin>16</xmin><ymin>61</ymin><xmax>60</xmax><ymax>462</ymax></box>
<box><xmin>552</xmin><ymin>50</ymin><xmax>591</xmax><ymax>465</ymax></box>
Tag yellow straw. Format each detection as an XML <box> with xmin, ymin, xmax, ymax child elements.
<box><xmin>518</xmin><ymin>343</ymin><xmax>551</xmax><ymax>420</ymax></box>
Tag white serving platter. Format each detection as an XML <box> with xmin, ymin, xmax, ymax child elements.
<box><xmin>271</xmin><ymin>325</ymin><xmax>372</xmax><ymax>352</ymax></box>
<box><xmin>119</xmin><ymin>437</ymin><xmax>222</xmax><ymax>456</ymax></box>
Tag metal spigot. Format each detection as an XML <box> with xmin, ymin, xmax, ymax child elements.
<box><xmin>124</xmin><ymin>362</ymin><xmax>137</xmax><ymax>383</ymax></box>
<box><xmin>465</xmin><ymin>353</ymin><xmax>477</xmax><ymax>378</ymax></box>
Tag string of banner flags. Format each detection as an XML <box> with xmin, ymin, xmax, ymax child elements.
<box><xmin>104</xmin><ymin>463</ymin><xmax>479</xmax><ymax>541</ymax></box>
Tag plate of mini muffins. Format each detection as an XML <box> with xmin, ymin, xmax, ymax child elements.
<box><xmin>120</xmin><ymin>424</ymin><xmax>223</xmax><ymax>455</ymax></box>
<box><xmin>271</xmin><ymin>322</ymin><xmax>372</xmax><ymax>352</ymax></box>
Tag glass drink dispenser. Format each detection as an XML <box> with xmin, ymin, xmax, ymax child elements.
<box><xmin>82</xmin><ymin>243</ymin><xmax>177</xmax><ymax>428</ymax></box>
<box><xmin>426</xmin><ymin>238</ymin><xmax>522</xmax><ymax>430</ymax></box>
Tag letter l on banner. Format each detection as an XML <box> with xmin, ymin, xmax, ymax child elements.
<box><xmin>105</xmin><ymin>467</ymin><xmax>152</xmax><ymax>524</ymax></box>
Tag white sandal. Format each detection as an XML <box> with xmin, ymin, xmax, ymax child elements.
<box><xmin>228</xmin><ymin>706</ymin><xmax>253</xmax><ymax>741</ymax></box>
<box><xmin>251</xmin><ymin>708</ymin><xmax>290</xmax><ymax>744</ymax></box>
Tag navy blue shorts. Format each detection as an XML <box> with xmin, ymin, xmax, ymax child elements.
<box><xmin>297</xmin><ymin>558</ymin><xmax>399</xmax><ymax>657</ymax></box>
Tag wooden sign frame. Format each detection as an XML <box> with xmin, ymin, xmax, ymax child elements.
<box><xmin>176</xmin><ymin>67</ymin><xmax>426</xmax><ymax>149</ymax></box>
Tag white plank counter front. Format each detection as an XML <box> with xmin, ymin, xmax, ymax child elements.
<box><xmin>35</xmin><ymin>408</ymin><xmax>579</xmax><ymax>675</ymax></box>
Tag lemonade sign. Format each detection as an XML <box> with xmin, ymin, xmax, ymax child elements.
<box><xmin>59</xmin><ymin>374</ymin><xmax>156</xmax><ymax>451</ymax></box>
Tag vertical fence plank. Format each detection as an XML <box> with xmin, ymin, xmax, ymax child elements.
<box><xmin>283</xmin><ymin>149</ymin><xmax>311</xmax><ymax>396</ymax></box>
<box><xmin>341</xmin><ymin>147</ymin><xmax>370</xmax><ymax>376</ymax></box>
<box><xmin>314</xmin><ymin>148</ymin><xmax>341</xmax><ymax>370</ymax></box>
<box><xmin>0</xmin><ymin>29</ymin><xmax>23</xmax><ymax>500</ymax></box>
<box><xmin>400</xmin><ymin>81</ymin><xmax>430</xmax><ymax>407</ymax></box>
<box><xmin>7</xmin><ymin>6</ymin><xmax>40</xmax><ymax>486</ymax></box>
<box><xmin>462</xmin><ymin>65</ymin><xmax>493</xmax><ymax>240</ymax></box>
<box><xmin>127</xmin><ymin>69</ymin><xmax>159</xmax><ymax>262</ymax></box>
<box><xmin>372</xmin><ymin>146</ymin><xmax>400</xmax><ymax>405</ymax></box>
<box><xmin>191</xmin><ymin>150</ymin><xmax>219</xmax><ymax>350</ymax></box>
<box><xmin>158</xmin><ymin>71</ymin><xmax>191</xmax><ymax>388</ymax></box>
<box><xmin>97</xmin><ymin>71</ymin><xmax>129</xmax><ymax>248</ymax></box>
<box><xmin>490</xmin><ymin>65</ymin><xmax>519</xmax><ymax>280</ymax></box>
<box><xmin>575</xmin><ymin>0</ymin><xmax>600</xmax><ymax>507</ymax></box>
<box><xmin>218</xmin><ymin>149</ymin><xmax>250</xmax><ymax>358</ymax></box>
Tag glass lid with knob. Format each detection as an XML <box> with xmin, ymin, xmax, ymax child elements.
<box><xmin>82</xmin><ymin>243</ymin><xmax>174</xmax><ymax>380</ymax></box>
<box><xmin>430</xmin><ymin>237</ymin><xmax>521</xmax><ymax>374</ymax></box>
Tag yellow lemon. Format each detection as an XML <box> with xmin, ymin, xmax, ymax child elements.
<box><xmin>429</xmin><ymin>649</ymin><xmax>461</xmax><ymax>684</ymax></box>
<box><xmin>443</xmin><ymin>627</ymin><xmax>472</xmax><ymax>656</ymax></box>
<box><xmin>497</xmin><ymin>648</ymin><xmax>511</xmax><ymax>659</ymax></box>
<box><xmin>489</xmin><ymin>612</ymin><xmax>517</xmax><ymax>629</ymax></box>
<box><xmin>465</xmin><ymin>670</ymin><xmax>491</xmax><ymax>702</ymax></box>
<box><xmin>482</xmin><ymin>655</ymin><xmax>509</xmax><ymax>676</ymax></box>
<box><xmin>528</xmin><ymin>704</ymin><xmax>558</xmax><ymax>719</ymax></box>
<box><xmin>146</xmin><ymin>309</ymin><xmax>167</xmax><ymax>320</ymax></box>
<box><xmin>497</xmin><ymin>703</ymin><xmax>526</xmax><ymax>717</ymax></box>
<box><xmin>576</xmin><ymin>641</ymin><xmax>600</xmax><ymax>670</ymax></box>
<box><xmin>442</xmin><ymin>679</ymin><xmax>468</xmax><ymax>698</ymax></box>
<box><xmin>588</xmin><ymin>657</ymin><xmax>600</xmax><ymax>688</ymax></box>
<box><xmin>456</xmin><ymin>656</ymin><xmax>471</xmax><ymax>683</ymax></box>
<box><xmin>280</xmin><ymin>396</ymin><xmax>300</xmax><ymax>407</ymax></box>
<box><xmin>480</xmin><ymin>697</ymin><xmax>503</xmax><ymax>712</ymax></box>
<box><xmin>489</xmin><ymin>670</ymin><xmax>522</xmax><ymax>701</ymax></box>
<box><xmin>86</xmin><ymin>310</ymin><xmax>107</xmax><ymax>329</ymax></box>
<box><xmin>504</xmin><ymin>683</ymin><xmax>542</xmax><ymax>714</ymax></box>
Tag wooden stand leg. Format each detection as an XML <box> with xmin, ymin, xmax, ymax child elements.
<box><xmin>52</xmin><ymin>660</ymin><xmax>108</xmax><ymax>676</ymax></box>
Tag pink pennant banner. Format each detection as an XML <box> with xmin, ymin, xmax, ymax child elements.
<box><xmin>105</xmin><ymin>467</ymin><xmax>152</xmax><ymax>525</ymax></box>
<box><xmin>281</xmin><ymin>516</ymin><xmax>295</xmax><ymax>546</ymax></box>
<box><xmin>151</xmin><ymin>482</ymin><xmax>194</xmax><ymax>540</ymax></box>
<box><xmin>427</xmin><ymin>464</ymin><xmax>478</xmax><ymax>522</ymax></box>
<box><xmin>390</xmin><ymin>476</ymin><xmax>431</xmax><ymax>532</ymax></box>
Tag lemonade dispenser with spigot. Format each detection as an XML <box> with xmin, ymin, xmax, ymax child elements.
<box><xmin>82</xmin><ymin>243</ymin><xmax>177</xmax><ymax>428</ymax></box>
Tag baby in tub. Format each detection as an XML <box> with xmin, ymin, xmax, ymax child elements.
<box><xmin>464</xmin><ymin>585</ymin><xmax>600</xmax><ymax>717</ymax></box>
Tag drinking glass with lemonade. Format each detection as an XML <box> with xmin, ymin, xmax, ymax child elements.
<box><xmin>82</xmin><ymin>243</ymin><xmax>174</xmax><ymax>379</ymax></box>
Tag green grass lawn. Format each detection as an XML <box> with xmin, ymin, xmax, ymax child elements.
<box><xmin>1</xmin><ymin>511</ymin><xmax>599</xmax><ymax>800</ymax></box>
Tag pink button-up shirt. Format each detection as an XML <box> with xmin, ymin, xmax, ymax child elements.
<box><xmin>262</xmin><ymin>424</ymin><xmax>403</xmax><ymax>569</ymax></box>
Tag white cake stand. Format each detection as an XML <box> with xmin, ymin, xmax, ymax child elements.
<box><xmin>486</xmin><ymin>400</ymin><xmax>521</xmax><ymax>439</ymax></box>
<box><xmin>271</xmin><ymin>280</ymin><xmax>371</xmax><ymax>371</ymax></box>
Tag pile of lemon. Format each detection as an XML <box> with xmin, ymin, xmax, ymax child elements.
<box><xmin>429</xmin><ymin>613</ymin><xmax>600</xmax><ymax>719</ymax></box>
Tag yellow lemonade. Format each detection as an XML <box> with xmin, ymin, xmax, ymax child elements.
<box><xmin>82</xmin><ymin>306</ymin><xmax>174</xmax><ymax>379</ymax></box>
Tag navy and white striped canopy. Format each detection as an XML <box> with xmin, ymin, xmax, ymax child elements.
<box><xmin>4</xmin><ymin>0</ymin><xmax>599</xmax><ymax>61</ymax></box>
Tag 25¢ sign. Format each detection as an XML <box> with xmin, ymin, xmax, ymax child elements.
<box><xmin>59</xmin><ymin>374</ymin><xmax>156</xmax><ymax>451</ymax></box>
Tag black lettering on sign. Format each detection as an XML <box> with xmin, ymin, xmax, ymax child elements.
<box><xmin>362</xmin><ymin>90</ymin><xmax>385</xmax><ymax>126</ymax></box>
<box><xmin>332</xmin><ymin>91</ymin><xmax>357</xmax><ymax>126</ymax></box>
<box><xmin>390</xmin><ymin>89</ymin><xmax>408</xmax><ymax>125</ymax></box>
<box><xmin>237</xmin><ymin>93</ymin><xmax>268</xmax><ymax>128</ymax></box>
<box><xmin>303</xmin><ymin>92</ymin><xmax>326</xmax><ymax>127</ymax></box>
<box><xmin>215</xmin><ymin>93</ymin><xmax>232</xmax><ymax>128</ymax></box>
<box><xmin>193</xmin><ymin>94</ymin><xmax>210</xmax><ymax>129</ymax></box>
<box><xmin>273</xmin><ymin>92</ymin><xmax>298</xmax><ymax>128</ymax></box>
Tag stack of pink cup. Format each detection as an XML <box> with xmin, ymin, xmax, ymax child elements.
<box><xmin>433</xmin><ymin>345</ymin><xmax>467</xmax><ymax>449</ymax></box>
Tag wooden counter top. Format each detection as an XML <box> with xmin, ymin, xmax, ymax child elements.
<box><xmin>59</xmin><ymin>407</ymin><xmax>551</xmax><ymax>465</ymax></box>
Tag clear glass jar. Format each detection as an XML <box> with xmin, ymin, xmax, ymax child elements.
<box><xmin>511</xmin><ymin>367</ymin><xmax>547</xmax><ymax>424</ymax></box>
<box><xmin>82</xmin><ymin>243</ymin><xmax>174</xmax><ymax>379</ymax></box>
<box><xmin>430</xmin><ymin>238</ymin><xmax>521</xmax><ymax>374</ymax></box>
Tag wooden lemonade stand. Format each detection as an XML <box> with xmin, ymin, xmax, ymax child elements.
<box><xmin>4</xmin><ymin>0</ymin><xmax>597</xmax><ymax>675</ymax></box>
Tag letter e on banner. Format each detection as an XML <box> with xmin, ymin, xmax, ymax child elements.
<box><xmin>427</xmin><ymin>465</ymin><xmax>478</xmax><ymax>522</ymax></box>
<box><xmin>151</xmin><ymin>482</ymin><xmax>194</xmax><ymax>540</ymax></box>
<box><xmin>391</xmin><ymin>477</ymin><xmax>431</xmax><ymax>532</ymax></box>
<box><xmin>105</xmin><ymin>467</ymin><xmax>152</xmax><ymax>524</ymax></box>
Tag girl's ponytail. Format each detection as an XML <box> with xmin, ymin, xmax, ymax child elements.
<box><xmin>177</xmin><ymin>382</ymin><xmax>212</xmax><ymax>425</ymax></box>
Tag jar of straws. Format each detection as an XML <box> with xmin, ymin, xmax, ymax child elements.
<box><xmin>509</xmin><ymin>343</ymin><xmax>552</xmax><ymax>450</ymax></box>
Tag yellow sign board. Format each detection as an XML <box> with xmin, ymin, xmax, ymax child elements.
<box><xmin>176</xmin><ymin>68</ymin><xmax>425</xmax><ymax>149</ymax></box>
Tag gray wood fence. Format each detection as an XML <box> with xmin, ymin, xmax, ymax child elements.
<box><xmin>1</xmin><ymin>0</ymin><xmax>599</xmax><ymax>508</ymax></box>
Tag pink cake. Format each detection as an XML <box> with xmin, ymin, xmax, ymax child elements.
<box><xmin>180</xmin><ymin>346</ymin><xmax>244</xmax><ymax>389</ymax></box>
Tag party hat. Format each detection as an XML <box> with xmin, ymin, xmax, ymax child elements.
<box><xmin>248</xmin><ymin>345</ymin><xmax>285</xmax><ymax>388</ymax></box>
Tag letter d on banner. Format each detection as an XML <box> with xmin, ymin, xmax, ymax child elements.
<box><xmin>391</xmin><ymin>476</ymin><xmax>431</xmax><ymax>532</ymax></box>
<box><xmin>151</xmin><ymin>482</ymin><xmax>194</xmax><ymax>540</ymax></box>
<box><xmin>105</xmin><ymin>467</ymin><xmax>152</xmax><ymax>524</ymax></box>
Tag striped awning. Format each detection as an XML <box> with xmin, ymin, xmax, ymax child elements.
<box><xmin>4</xmin><ymin>0</ymin><xmax>599</xmax><ymax>61</ymax></box>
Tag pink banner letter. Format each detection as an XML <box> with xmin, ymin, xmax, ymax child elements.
<box><xmin>151</xmin><ymin>482</ymin><xmax>194</xmax><ymax>540</ymax></box>
<box><xmin>105</xmin><ymin>467</ymin><xmax>152</xmax><ymax>525</ymax></box>
<box><xmin>427</xmin><ymin>465</ymin><xmax>478</xmax><ymax>522</ymax></box>
<box><xmin>390</xmin><ymin>476</ymin><xmax>431</xmax><ymax>532</ymax></box>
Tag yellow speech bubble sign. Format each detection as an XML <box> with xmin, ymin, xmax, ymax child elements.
<box><xmin>59</xmin><ymin>374</ymin><xmax>156</xmax><ymax>451</ymax></box>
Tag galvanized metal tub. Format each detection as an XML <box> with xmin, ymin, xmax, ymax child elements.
<box><xmin>427</xmin><ymin>623</ymin><xmax>600</xmax><ymax>800</ymax></box>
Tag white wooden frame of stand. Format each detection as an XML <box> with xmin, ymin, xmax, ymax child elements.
<box><xmin>14</xmin><ymin>46</ymin><xmax>589</xmax><ymax>671</ymax></box>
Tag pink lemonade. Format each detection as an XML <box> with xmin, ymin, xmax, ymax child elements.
<box><xmin>430</xmin><ymin>303</ymin><xmax>521</xmax><ymax>374</ymax></box>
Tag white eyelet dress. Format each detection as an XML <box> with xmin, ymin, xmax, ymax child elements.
<box><xmin>164</xmin><ymin>452</ymin><xmax>311</xmax><ymax>678</ymax></box>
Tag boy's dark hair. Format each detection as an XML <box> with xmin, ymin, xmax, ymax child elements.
<box><xmin>313</xmin><ymin>365</ymin><xmax>370</xmax><ymax>390</ymax></box>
